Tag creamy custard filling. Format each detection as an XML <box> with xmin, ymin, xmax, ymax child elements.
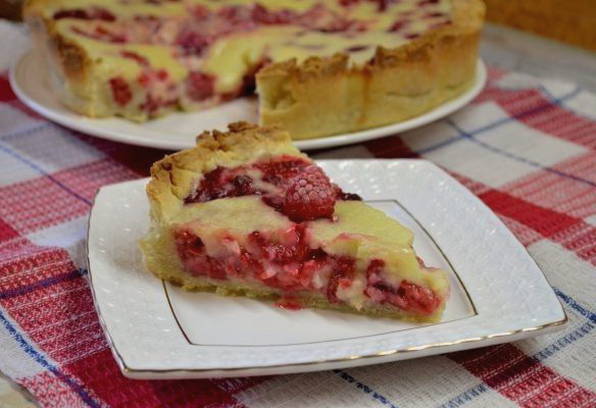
<box><xmin>173</xmin><ymin>211</ymin><xmax>443</xmax><ymax>316</ymax></box>
<box><xmin>168</xmin><ymin>156</ymin><xmax>446</xmax><ymax>316</ymax></box>
<box><xmin>45</xmin><ymin>0</ymin><xmax>453</xmax><ymax>117</ymax></box>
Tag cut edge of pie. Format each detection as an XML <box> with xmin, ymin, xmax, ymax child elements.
<box><xmin>24</xmin><ymin>0</ymin><xmax>484</xmax><ymax>140</ymax></box>
<box><xmin>140</xmin><ymin>122</ymin><xmax>450</xmax><ymax>322</ymax></box>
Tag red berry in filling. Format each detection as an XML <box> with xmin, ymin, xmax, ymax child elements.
<box><xmin>251</xmin><ymin>4</ymin><xmax>294</xmax><ymax>25</ymax></box>
<box><xmin>282</xmin><ymin>166</ymin><xmax>336</xmax><ymax>222</ymax></box>
<box><xmin>276</xmin><ymin>297</ymin><xmax>303</xmax><ymax>310</ymax></box>
<box><xmin>176</xmin><ymin>31</ymin><xmax>210</xmax><ymax>55</ymax></box>
<box><xmin>254</xmin><ymin>156</ymin><xmax>310</xmax><ymax>187</ymax></box>
<box><xmin>109</xmin><ymin>77</ymin><xmax>132</xmax><ymax>106</ymax></box>
<box><xmin>388</xmin><ymin>21</ymin><xmax>407</xmax><ymax>32</ymax></box>
<box><xmin>175</xmin><ymin>230</ymin><xmax>205</xmax><ymax>260</ymax></box>
<box><xmin>54</xmin><ymin>7</ymin><xmax>115</xmax><ymax>21</ymax></box>
<box><xmin>121</xmin><ymin>51</ymin><xmax>149</xmax><ymax>66</ymax></box>
<box><xmin>419</xmin><ymin>0</ymin><xmax>439</xmax><ymax>5</ymax></box>
<box><xmin>140</xmin><ymin>94</ymin><xmax>162</xmax><ymax>114</ymax></box>
<box><xmin>185</xmin><ymin>167</ymin><xmax>259</xmax><ymax>203</ymax></box>
<box><xmin>157</xmin><ymin>69</ymin><xmax>169</xmax><ymax>81</ymax></box>
<box><xmin>346</xmin><ymin>45</ymin><xmax>369</xmax><ymax>53</ymax></box>
<box><xmin>186</xmin><ymin>72</ymin><xmax>215</xmax><ymax>102</ymax></box>
<box><xmin>94</xmin><ymin>26</ymin><xmax>126</xmax><ymax>43</ymax></box>
<box><xmin>425</xmin><ymin>12</ymin><xmax>446</xmax><ymax>18</ymax></box>
<box><xmin>327</xmin><ymin>257</ymin><xmax>356</xmax><ymax>303</ymax></box>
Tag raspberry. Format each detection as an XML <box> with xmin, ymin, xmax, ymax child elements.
<box><xmin>333</xmin><ymin>184</ymin><xmax>362</xmax><ymax>201</ymax></box>
<box><xmin>109</xmin><ymin>77</ymin><xmax>132</xmax><ymax>106</ymax></box>
<box><xmin>254</xmin><ymin>156</ymin><xmax>310</xmax><ymax>187</ymax></box>
<box><xmin>388</xmin><ymin>20</ymin><xmax>407</xmax><ymax>32</ymax></box>
<box><xmin>282</xmin><ymin>166</ymin><xmax>336</xmax><ymax>221</ymax></box>
<box><xmin>174</xmin><ymin>230</ymin><xmax>205</xmax><ymax>260</ymax></box>
<box><xmin>186</xmin><ymin>71</ymin><xmax>215</xmax><ymax>101</ymax></box>
<box><xmin>327</xmin><ymin>257</ymin><xmax>355</xmax><ymax>303</ymax></box>
<box><xmin>365</xmin><ymin>280</ymin><xmax>441</xmax><ymax>315</ymax></box>
<box><xmin>251</xmin><ymin>4</ymin><xmax>294</xmax><ymax>24</ymax></box>
<box><xmin>53</xmin><ymin>7</ymin><xmax>115</xmax><ymax>21</ymax></box>
<box><xmin>185</xmin><ymin>167</ymin><xmax>257</xmax><ymax>203</ymax></box>
<box><xmin>121</xmin><ymin>51</ymin><xmax>149</xmax><ymax>66</ymax></box>
<box><xmin>176</xmin><ymin>31</ymin><xmax>210</xmax><ymax>55</ymax></box>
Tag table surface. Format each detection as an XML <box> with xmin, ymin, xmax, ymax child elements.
<box><xmin>0</xmin><ymin>21</ymin><xmax>594</xmax><ymax>408</ymax></box>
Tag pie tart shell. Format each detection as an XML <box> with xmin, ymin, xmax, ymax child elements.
<box><xmin>24</xmin><ymin>0</ymin><xmax>485</xmax><ymax>139</ymax></box>
<box><xmin>140</xmin><ymin>122</ymin><xmax>448</xmax><ymax>322</ymax></box>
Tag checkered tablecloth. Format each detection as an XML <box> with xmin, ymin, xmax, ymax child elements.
<box><xmin>0</xmin><ymin>23</ymin><xmax>595</xmax><ymax>408</ymax></box>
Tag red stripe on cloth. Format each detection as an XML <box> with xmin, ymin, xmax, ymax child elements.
<box><xmin>65</xmin><ymin>349</ymin><xmax>247</xmax><ymax>408</ymax></box>
<box><xmin>0</xmin><ymin>176</ymin><xmax>89</xmax><ymax>235</ymax></box>
<box><xmin>473</xmin><ymin>87</ymin><xmax>540</xmax><ymax>108</ymax></box>
<box><xmin>0</xmin><ymin>249</ymin><xmax>109</xmax><ymax>365</ymax></box>
<box><xmin>478</xmin><ymin>190</ymin><xmax>581</xmax><ymax>239</ymax></box>
<box><xmin>65</xmin><ymin>349</ymin><xmax>162</xmax><ymax>407</ymax></box>
<box><xmin>1</xmin><ymin>244</ymin><xmax>260</xmax><ymax>407</ymax></box>
<box><xmin>501</xmin><ymin>166</ymin><xmax>596</xmax><ymax>220</ymax></box>
<box><xmin>493</xmin><ymin>88</ymin><xmax>596</xmax><ymax>149</ymax></box>
<box><xmin>364</xmin><ymin>135</ymin><xmax>420</xmax><ymax>158</ymax></box>
<box><xmin>444</xmin><ymin>171</ymin><xmax>492</xmax><ymax>196</ymax></box>
<box><xmin>151</xmin><ymin>378</ymin><xmax>248</xmax><ymax>408</ymax></box>
<box><xmin>0</xmin><ymin>247</ymin><xmax>71</xmax><ymax>285</ymax></box>
<box><xmin>0</xmin><ymin>216</ymin><xmax>20</xmax><ymax>242</ymax></box>
<box><xmin>0</xmin><ymin>236</ymin><xmax>37</xmax><ymax>261</ymax></box>
<box><xmin>521</xmin><ymin>378</ymin><xmax>596</xmax><ymax>408</ymax></box>
<box><xmin>486</xmin><ymin>66</ymin><xmax>507</xmax><ymax>82</ymax></box>
<box><xmin>497</xmin><ymin>215</ymin><xmax>544</xmax><ymax>247</ymax></box>
<box><xmin>0</xmin><ymin>76</ymin><xmax>16</xmax><ymax>102</ymax></box>
<box><xmin>449</xmin><ymin>344</ymin><xmax>596</xmax><ymax>407</ymax></box>
<box><xmin>20</xmin><ymin>371</ymin><xmax>96</xmax><ymax>408</ymax></box>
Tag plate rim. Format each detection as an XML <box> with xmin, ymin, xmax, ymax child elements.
<box><xmin>86</xmin><ymin>159</ymin><xmax>567</xmax><ymax>378</ymax></box>
<box><xmin>10</xmin><ymin>51</ymin><xmax>486</xmax><ymax>151</ymax></box>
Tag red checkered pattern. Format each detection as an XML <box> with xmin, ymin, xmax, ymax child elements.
<box><xmin>0</xmin><ymin>57</ymin><xmax>595</xmax><ymax>407</ymax></box>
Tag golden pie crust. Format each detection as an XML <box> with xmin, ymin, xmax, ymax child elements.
<box><xmin>24</xmin><ymin>0</ymin><xmax>484</xmax><ymax>139</ymax></box>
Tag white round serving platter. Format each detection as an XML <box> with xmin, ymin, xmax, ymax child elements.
<box><xmin>10</xmin><ymin>51</ymin><xmax>486</xmax><ymax>151</ymax></box>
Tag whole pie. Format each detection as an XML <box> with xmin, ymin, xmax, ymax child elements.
<box><xmin>140</xmin><ymin>122</ymin><xmax>449</xmax><ymax>321</ymax></box>
<box><xmin>25</xmin><ymin>0</ymin><xmax>484</xmax><ymax>139</ymax></box>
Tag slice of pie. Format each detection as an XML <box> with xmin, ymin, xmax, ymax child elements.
<box><xmin>24</xmin><ymin>0</ymin><xmax>484</xmax><ymax>139</ymax></box>
<box><xmin>140</xmin><ymin>122</ymin><xmax>449</xmax><ymax>322</ymax></box>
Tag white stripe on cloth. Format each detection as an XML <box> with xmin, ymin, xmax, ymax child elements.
<box><xmin>237</xmin><ymin>370</ymin><xmax>394</xmax><ymax>408</ymax></box>
<box><xmin>562</xmin><ymin>90</ymin><xmax>596</xmax><ymax>120</ymax></box>
<box><xmin>0</xmin><ymin>106</ymin><xmax>45</xmax><ymax>137</ymax></box>
<box><xmin>339</xmin><ymin>356</ymin><xmax>514</xmax><ymax>408</ymax></box>
<box><xmin>0</xmin><ymin>311</ymin><xmax>47</xmax><ymax>379</ymax></box>
<box><xmin>518</xmin><ymin>240</ymin><xmax>596</xmax><ymax>393</ymax></box>
<box><xmin>0</xmin><ymin>22</ymin><xmax>29</xmax><ymax>72</ymax></box>
<box><xmin>27</xmin><ymin>216</ymin><xmax>88</xmax><ymax>269</ymax></box>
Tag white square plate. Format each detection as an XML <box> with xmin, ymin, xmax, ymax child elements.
<box><xmin>87</xmin><ymin>159</ymin><xmax>566</xmax><ymax>379</ymax></box>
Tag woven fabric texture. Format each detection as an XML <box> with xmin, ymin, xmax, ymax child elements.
<box><xmin>0</xmin><ymin>23</ymin><xmax>594</xmax><ymax>408</ymax></box>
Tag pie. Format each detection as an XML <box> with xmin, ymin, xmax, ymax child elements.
<box><xmin>140</xmin><ymin>122</ymin><xmax>449</xmax><ymax>321</ymax></box>
<box><xmin>25</xmin><ymin>0</ymin><xmax>484</xmax><ymax>139</ymax></box>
